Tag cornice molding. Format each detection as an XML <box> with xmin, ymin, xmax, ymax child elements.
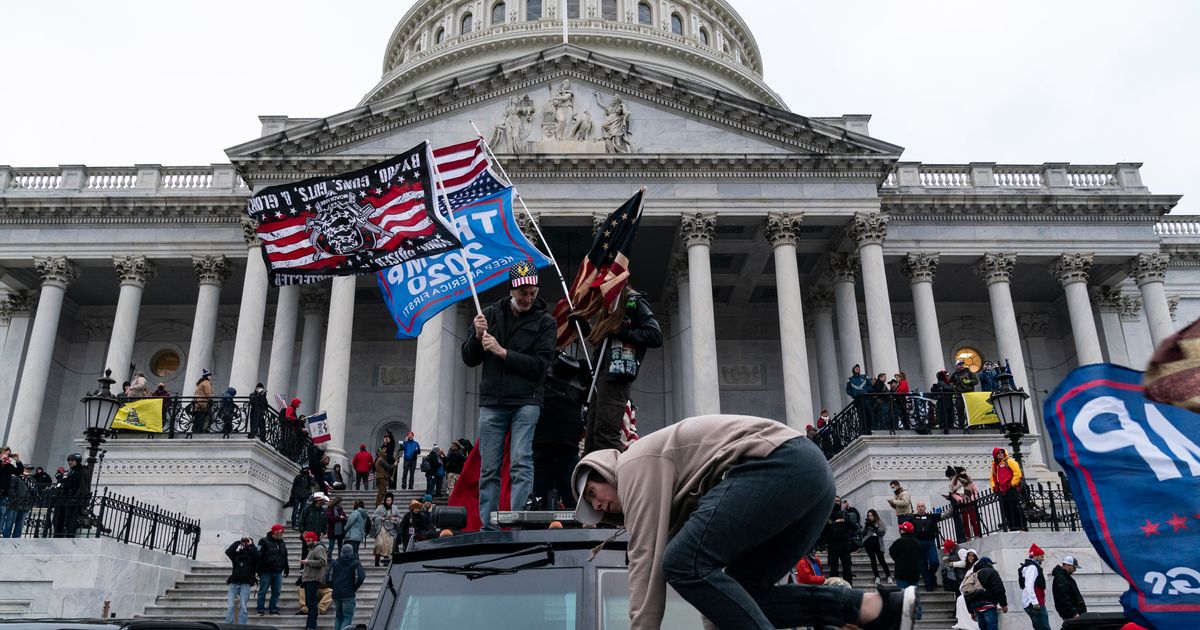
<box><xmin>881</xmin><ymin>194</ymin><xmax>1176</xmax><ymax>218</ymax></box>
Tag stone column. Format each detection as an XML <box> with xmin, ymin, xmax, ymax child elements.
<box><xmin>1050</xmin><ymin>253</ymin><xmax>1104</xmax><ymax>366</ymax></box>
<box><xmin>295</xmin><ymin>288</ymin><xmax>327</xmax><ymax>413</ymax></box>
<box><xmin>104</xmin><ymin>256</ymin><xmax>157</xmax><ymax>384</ymax></box>
<box><xmin>228</xmin><ymin>217</ymin><xmax>270</xmax><ymax>394</ymax></box>
<box><xmin>1129</xmin><ymin>253</ymin><xmax>1173</xmax><ymax>348</ymax></box>
<box><xmin>183</xmin><ymin>256</ymin><xmax>231</xmax><ymax>393</ymax></box>
<box><xmin>265</xmin><ymin>285</ymin><xmax>300</xmax><ymax>397</ymax></box>
<box><xmin>1120</xmin><ymin>296</ymin><xmax>1151</xmax><ymax>367</ymax></box>
<box><xmin>829</xmin><ymin>253</ymin><xmax>864</xmax><ymax>380</ymax></box>
<box><xmin>7</xmin><ymin>257</ymin><xmax>78</xmax><ymax>454</ymax></box>
<box><xmin>680</xmin><ymin>214</ymin><xmax>720</xmax><ymax>415</ymax></box>
<box><xmin>901</xmin><ymin>253</ymin><xmax>945</xmax><ymax>385</ymax></box>
<box><xmin>765</xmin><ymin>212</ymin><xmax>812</xmax><ymax>429</ymax></box>
<box><xmin>850</xmin><ymin>213</ymin><xmax>899</xmax><ymax>376</ymax></box>
<box><xmin>669</xmin><ymin>256</ymin><xmax>694</xmax><ymax>418</ymax></box>
<box><xmin>1091</xmin><ymin>287</ymin><xmax>1130</xmax><ymax>367</ymax></box>
<box><xmin>0</xmin><ymin>293</ymin><xmax>36</xmax><ymax>442</ymax></box>
<box><xmin>317</xmin><ymin>276</ymin><xmax>356</xmax><ymax>463</ymax></box>
<box><xmin>411</xmin><ymin>311</ymin><xmax>455</xmax><ymax>448</ymax></box>
<box><xmin>809</xmin><ymin>286</ymin><xmax>841</xmax><ymax>412</ymax></box>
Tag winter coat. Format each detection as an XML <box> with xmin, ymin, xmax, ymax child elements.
<box><xmin>300</xmin><ymin>542</ymin><xmax>328</xmax><ymax>583</ymax></box>
<box><xmin>327</xmin><ymin>545</ymin><xmax>366</xmax><ymax>599</ymax></box>
<box><xmin>1021</xmin><ymin>559</ymin><xmax>1047</xmax><ymax>607</ymax></box>
<box><xmin>383</xmin><ymin>431</ymin><xmax>397</xmax><ymax>464</ymax></box>
<box><xmin>325</xmin><ymin>505</ymin><xmax>348</xmax><ymax>539</ymax></box>
<box><xmin>127</xmin><ymin>375</ymin><xmax>150</xmax><ymax>397</ymax></box>
<box><xmin>966</xmin><ymin>560</ymin><xmax>1008</xmax><ymax>609</ymax></box>
<box><xmin>374</xmin><ymin>456</ymin><xmax>394</xmax><ymax>483</ymax></box>
<box><xmin>535</xmin><ymin>353</ymin><xmax>589</xmax><ymax>449</ymax></box>
<box><xmin>257</xmin><ymin>535</ymin><xmax>289</xmax><ymax>575</ymax></box>
<box><xmin>591</xmin><ymin>290</ymin><xmax>663</xmax><ymax>367</ymax></box>
<box><xmin>193</xmin><ymin>378</ymin><xmax>213</xmax><ymax>409</ymax></box>
<box><xmin>9</xmin><ymin>475</ymin><xmax>35</xmax><ymax>510</ymax></box>
<box><xmin>990</xmin><ymin>449</ymin><xmax>1024</xmax><ymax>493</ymax></box>
<box><xmin>794</xmin><ymin>554</ymin><xmax>825</xmax><ymax>585</ymax></box>
<box><xmin>1051</xmin><ymin>565</ymin><xmax>1087</xmax><ymax>619</ymax></box>
<box><xmin>344</xmin><ymin>507</ymin><xmax>371</xmax><ymax>543</ymax></box>
<box><xmin>909</xmin><ymin>512</ymin><xmax>939</xmax><ymax>541</ymax></box>
<box><xmin>225</xmin><ymin>541</ymin><xmax>260</xmax><ymax>585</ymax></box>
<box><xmin>845</xmin><ymin>374</ymin><xmax>871</xmax><ymax>398</ymax></box>
<box><xmin>889</xmin><ymin>535</ymin><xmax>923</xmax><ymax>583</ymax></box>
<box><xmin>372</xmin><ymin>504</ymin><xmax>403</xmax><ymax>537</ymax></box>
<box><xmin>572</xmin><ymin>415</ymin><xmax>803</xmax><ymax>630</ymax></box>
<box><xmin>951</xmin><ymin>367</ymin><xmax>978</xmax><ymax>393</ymax></box>
<box><xmin>979</xmin><ymin>367</ymin><xmax>999</xmax><ymax>392</ymax></box>
<box><xmin>823</xmin><ymin>508</ymin><xmax>854</xmax><ymax>550</ymax></box>
<box><xmin>351</xmin><ymin>449</ymin><xmax>374</xmax><ymax>474</ymax></box>
<box><xmin>461</xmin><ymin>296</ymin><xmax>556</xmax><ymax>408</ymax></box>
<box><xmin>444</xmin><ymin>449</ymin><xmax>466</xmax><ymax>475</ymax></box>
<box><xmin>887</xmin><ymin>487</ymin><xmax>912</xmax><ymax>515</ymax></box>
<box><xmin>862</xmin><ymin>519</ymin><xmax>886</xmax><ymax>544</ymax></box>
<box><xmin>398</xmin><ymin>510</ymin><xmax>435</xmax><ymax>547</ymax></box>
<box><xmin>299</xmin><ymin>503</ymin><xmax>327</xmax><ymax>535</ymax></box>
<box><xmin>289</xmin><ymin>472</ymin><xmax>316</xmax><ymax>502</ymax></box>
<box><xmin>0</xmin><ymin>459</ymin><xmax>22</xmax><ymax>498</ymax></box>
<box><xmin>401</xmin><ymin>438</ymin><xmax>421</xmax><ymax>461</ymax></box>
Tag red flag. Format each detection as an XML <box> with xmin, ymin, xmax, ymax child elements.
<box><xmin>447</xmin><ymin>436</ymin><xmax>513</xmax><ymax>532</ymax></box>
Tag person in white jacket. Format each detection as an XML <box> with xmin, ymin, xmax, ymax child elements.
<box><xmin>953</xmin><ymin>549</ymin><xmax>980</xmax><ymax>630</ymax></box>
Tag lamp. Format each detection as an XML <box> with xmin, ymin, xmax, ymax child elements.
<box><xmin>80</xmin><ymin>369</ymin><xmax>121</xmax><ymax>491</ymax></box>
<box><xmin>988</xmin><ymin>369</ymin><xmax>1030</xmax><ymax>463</ymax></box>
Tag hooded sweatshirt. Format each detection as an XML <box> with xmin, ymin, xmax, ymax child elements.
<box><xmin>572</xmin><ymin>414</ymin><xmax>802</xmax><ymax>630</ymax></box>
<box><xmin>990</xmin><ymin>447</ymin><xmax>1023</xmax><ymax>492</ymax></box>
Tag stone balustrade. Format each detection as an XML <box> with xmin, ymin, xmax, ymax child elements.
<box><xmin>882</xmin><ymin>161</ymin><xmax>1146</xmax><ymax>193</ymax></box>
<box><xmin>1154</xmin><ymin>218</ymin><xmax>1200</xmax><ymax>237</ymax></box>
<box><xmin>0</xmin><ymin>165</ymin><xmax>248</xmax><ymax>194</ymax></box>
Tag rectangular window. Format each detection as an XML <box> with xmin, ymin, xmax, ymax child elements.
<box><xmin>527</xmin><ymin>0</ymin><xmax>542</xmax><ymax>20</ymax></box>
<box><xmin>599</xmin><ymin>569</ymin><xmax>704</xmax><ymax>629</ymax></box>
<box><xmin>567</xmin><ymin>0</ymin><xmax>580</xmax><ymax>19</ymax></box>
<box><xmin>602</xmin><ymin>0</ymin><xmax>617</xmax><ymax>20</ymax></box>
<box><xmin>391</xmin><ymin>569</ymin><xmax>582</xmax><ymax>629</ymax></box>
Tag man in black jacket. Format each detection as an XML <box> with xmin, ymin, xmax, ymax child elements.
<box><xmin>533</xmin><ymin>353</ymin><xmax>589</xmax><ymax>509</ymax></box>
<box><xmin>888</xmin><ymin>521</ymin><xmax>923</xmax><ymax>589</ymax></box>
<box><xmin>1052</xmin><ymin>555</ymin><xmax>1087</xmax><ymax>622</ymax></box>
<box><xmin>287</xmin><ymin>469</ymin><xmax>316</xmax><ymax>529</ymax></box>
<box><xmin>256</xmin><ymin>524</ymin><xmax>289</xmax><ymax>616</ymax></box>
<box><xmin>909</xmin><ymin>502</ymin><xmax>941</xmax><ymax>591</ymax></box>
<box><xmin>965</xmin><ymin>556</ymin><xmax>1008</xmax><ymax>630</ymax></box>
<box><xmin>225</xmin><ymin>536</ymin><xmax>260</xmax><ymax>624</ymax></box>
<box><xmin>462</xmin><ymin>261</ymin><xmax>556</xmax><ymax>530</ymax></box>
<box><xmin>824</xmin><ymin>500</ymin><xmax>855</xmax><ymax>584</ymax></box>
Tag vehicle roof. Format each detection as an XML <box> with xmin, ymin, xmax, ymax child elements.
<box><xmin>396</xmin><ymin>527</ymin><xmax>630</xmax><ymax>563</ymax></box>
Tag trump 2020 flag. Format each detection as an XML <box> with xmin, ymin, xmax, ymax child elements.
<box><xmin>376</xmin><ymin>187</ymin><xmax>551</xmax><ymax>338</ymax></box>
<box><xmin>1044</xmin><ymin>364</ymin><xmax>1200</xmax><ymax>630</ymax></box>
<box><xmin>248</xmin><ymin>141</ymin><xmax>461</xmax><ymax>286</ymax></box>
<box><xmin>306</xmin><ymin>412</ymin><xmax>331</xmax><ymax>444</ymax></box>
<box><xmin>111</xmin><ymin>398</ymin><xmax>164</xmax><ymax>433</ymax></box>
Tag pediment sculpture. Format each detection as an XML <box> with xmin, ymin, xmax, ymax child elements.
<box><xmin>491</xmin><ymin>81</ymin><xmax>633</xmax><ymax>154</ymax></box>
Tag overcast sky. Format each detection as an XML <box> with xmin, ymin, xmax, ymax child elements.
<box><xmin>1</xmin><ymin>0</ymin><xmax>1196</xmax><ymax>214</ymax></box>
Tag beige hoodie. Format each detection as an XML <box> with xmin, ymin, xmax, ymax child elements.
<box><xmin>572</xmin><ymin>414</ymin><xmax>802</xmax><ymax>630</ymax></box>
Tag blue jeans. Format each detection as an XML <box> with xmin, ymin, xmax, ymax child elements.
<box><xmin>975</xmin><ymin>606</ymin><xmax>999</xmax><ymax>630</ymax></box>
<box><xmin>478</xmin><ymin>404</ymin><xmax>539</xmax><ymax>530</ymax></box>
<box><xmin>225</xmin><ymin>583</ymin><xmax>251</xmax><ymax>624</ymax></box>
<box><xmin>919</xmin><ymin>539</ymin><xmax>939</xmax><ymax>589</ymax></box>
<box><xmin>291</xmin><ymin>498</ymin><xmax>307</xmax><ymax>529</ymax></box>
<box><xmin>1025</xmin><ymin>604</ymin><xmax>1051</xmax><ymax>630</ymax></box>
<box><xmin>896</xmin><ymin>579</ymin><xmax>914</xmax><ymax>589</ymax></box>
<box><xmin>256</xmin><ymin>571</ymin><xmax>283</xmax><ymax>613</ymax></box>
<box><xmin>334</xmin><ymin>597</ymin><xmax>358</xmax><ymax>630</ymax></box>
<box><xmin>660</xmin><ymin>437</ymin><xmax>865</xmax><ymax>629</ymax></box>
<box><xmin>0</xmin><ymin>498</ymin><xmax>9</xmax><ymax>534</ymax></box>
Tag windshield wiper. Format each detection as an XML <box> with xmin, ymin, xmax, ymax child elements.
<box><xmin>423</xmin><ymin>544</ymin><xmax>556</xmax><ymax>580</ymax></box>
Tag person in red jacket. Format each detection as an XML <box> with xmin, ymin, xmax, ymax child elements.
<box><xmin>351</xmin><ymin>445</ymin><xmax>374</xmax><ymax>490</ymax></box>
<box><xmin>794</xmin><ymin>551</ymin><xmax>826</xmax><ymax>585</ymax></box>
<box><xmin>285</xmin><ymin>398</ymin><xmax>302</xmax><ymax>426</ymax></box>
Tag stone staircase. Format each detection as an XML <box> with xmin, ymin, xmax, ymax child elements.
<box><xmin>836</xmin><ymin>549</ymin><xmax>961</xmax><ymax>630</ymax></box>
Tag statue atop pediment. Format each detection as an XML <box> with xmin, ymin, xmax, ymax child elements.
<box><xmin>596</xmin><ymin>93</ymin><xmax>632</xmax><ymax>154</ymax></box>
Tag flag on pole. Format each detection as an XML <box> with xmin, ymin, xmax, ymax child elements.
<box><xmin>112</xmin><ymin>398</ymin><xmax>164</xmax><ymax>433</ymax></box>
<box><xmin>376</xmin><ymin>187</ymin><xmax>551</xmax><ymax>338</ymax></box>
<box><xmin>963</xmin><ymin>392</ymin><xmax>1000</xmax><ymax>426</ymax></box>
<box><xmin>248</xmin><ymin>141</ymin><xmax>462</xmax><ymax>286</ymax></box>
<box><xmin>432</xmin><ymin>138</ymin><xmax>508</xmax><ymax>209</ymax></box>
<box><xmin>552</xmin><ymin>189</ymin><xmax>644</xmax><ymax>348</ymax></box>
<box><xmin>306</xmin><ymin>412</ymin><xmax>331</xmax><ymax>444</ymax></box>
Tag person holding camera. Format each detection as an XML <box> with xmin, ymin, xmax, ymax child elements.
<box><xmin>224</xmin><ymin>535</ymin><xmax>260</xmax><ymax>624</ymax></box>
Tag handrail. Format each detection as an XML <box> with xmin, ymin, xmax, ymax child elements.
<box><xmin>933</xmin><ymin>481</ymin><xmax>1079</xmax><ymax>541</ymax></box>
<box><xmin>813</xmin><ymin>392</ymin><xmax>998</xmax><ymax>460</ymax></box>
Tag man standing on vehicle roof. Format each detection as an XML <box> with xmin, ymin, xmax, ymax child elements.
<box><xmin>462</xmin><ymin>260</ymin><xmax>556</xmax><ymax>529</ymax></box>
<box><xmin>573</xmin><ymin>414</ymin><xmax>921</xmax><ymax>630</ymax></box>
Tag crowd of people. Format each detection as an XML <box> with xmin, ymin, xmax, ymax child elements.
<box><xmin>0</xmin><ymin>445</ymin><xmax>91</xmax><ymax>539</ymax></box>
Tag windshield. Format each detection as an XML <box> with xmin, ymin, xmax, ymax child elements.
<box><xmin>599</xmin><ymin>569</ymin><xmax>705</xmax><ymax>629</ymax></box>
<box><xmin>391</xmin><ymin>568</ymin><xmax>582</xmax><ymax>629</ymax></box>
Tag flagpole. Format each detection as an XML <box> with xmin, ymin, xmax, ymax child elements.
<box><xmin>562</xmin><ymin>0</ymin><xmax>568</xmax><ymax>44</ymax></box>
<box><xmin>427</xmin><ymin>140</ymin><xmax>484</xmax><ymax>317</ymax></box>
<box><xmin>469</xmin><ymin>121</ymin><xmax>594</xmax><ymax>370</ymax></box>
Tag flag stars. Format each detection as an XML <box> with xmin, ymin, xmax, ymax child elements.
<box><xmin>1141</xmin><ymin>519</ymin><xmax>1162</xmax><ymax>537</ymax></box>
<box><xmin>1168</xmin><ymin>513</ymin><xmax>1189</xmax><ymax>532</ymax></box>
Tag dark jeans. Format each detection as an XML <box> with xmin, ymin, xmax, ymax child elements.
<box><xmin>354</xmin><ymin>471</ymin><xmax>369</xmax><ymax>490</ymax></box>
<box><xmin>533</xmin><ymin>444</ymin><xmax>579</xmax><ymax>509</ymax></box>
<box><xmin>303</xmin><ymin>581</ymin><xmax>320</xmax><ymax>629</ymax></box>
<box><xmin>827</xmin><ymin>545</ymin><xmax>854</xmax><ymax>585</ymax></box>
<box><xmin>401</xmin><ymin>459</ymin><xmax>417</xmax><ymax>489</ymax></box>
<box><xmin>583</xmin><ymin>376</ymin><xmax>631</xmax><ymax>454</ymax></box>
<box><xmin>660</xmin><ymin>437</ymin><xmax>865</xmax><ymax>629</ymax></box>
<box><xmin>1000</xmin><ymin>489</ymin><xmax>1026</xmax><ymax>531</ymax></box>
<box><xmin>919</xmin><ymin>539</ymin><xmax>939</xmax><ymax>589</ymax></box>
<box><xmin>863</xmin><ymin>536</ymin><xmax>889</xmax><ymax>578</ymax></box>
<box><xmin>424</xmin><ymin>473</ymin><xmax>443</xmax><ymax>497</ymax></box>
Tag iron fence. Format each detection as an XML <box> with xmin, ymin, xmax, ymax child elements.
<box><xmin>9</xmin><ymin>487</ymin><xmax>201</xmax><ymax>559</ymax></box>
<box><xmin>934</xmin><ymin>481</ymin><xmax>1080</xmax><ymax>542</ymax></box>
<box><xmin>814</xmin><ymin>392</ymin><xmax>1001</xmax><ymax>459</ymax></box>
<box><xmin>110</xmin><ymin>396</ymin><xmax>313</xmax><ymax>466</ymax></box>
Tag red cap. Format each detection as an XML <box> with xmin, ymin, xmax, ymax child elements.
<box><xmin>943</xmin><ymin>539</ymin><xmax>957</xmax><ymax>553</ymax></box>
<box><xmin>303</xmin><ymin>531</ymin><xmax>319</xmax><ymax>542</ymax></box>
<box><xmin>270</xmin><ymin>523</ymin><xmax>285</xmax><ymax>533</ymax></box>
<box><xmin>899</xmin><ymin>521</ymin><xmax>915</xmax><ymax>533</ymax></box>
<box><xmin>1029</xmin><ymin>543</ymin><xmax>1045</xmax><ymax>557</ymax></box>
<box><xmin>805</xmin><ymin>425</ymin><xmax>815</xmax><ymax>431</ymax></box>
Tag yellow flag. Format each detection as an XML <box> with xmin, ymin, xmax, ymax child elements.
<box><xmin>963</xmin><ymin>392</ymin><xmax>999</xmax><ymax>426</ymax></box>
<box><xmin>112</xmin><ymin>398</ymin><xmax>164</xmax><ymax>433</ymax></box>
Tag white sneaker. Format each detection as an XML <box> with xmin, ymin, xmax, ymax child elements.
<box><xmin>900</xmin><ymin>585</ymin><xmax>922</xmax><ymax>630</ymax></box>
<box><xmin>875</xmin><ymin>576</ymin><xmax>882</xmax><ymax>586</ymax></box>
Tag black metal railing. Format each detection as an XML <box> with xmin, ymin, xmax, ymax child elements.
<box><xmin>9</xmin><ymin>487</ymin><xmax>202</xmax><ymax>559</ymax></box>
<box><xmin>814</xmin><ymin>392</ymin><xmax>1001</xmax><ymax>459</ymax></box>
<box><xmin>934</xmin><ymin>481</ymin><xmax>1080</xmax><ymax>542</ymax></box>
<box><xmin>110</xmin><ymin>396</ymin><xmax>313</xmax><ymax>467</ymax></box>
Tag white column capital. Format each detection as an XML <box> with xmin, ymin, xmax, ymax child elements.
<box><xmin>32</xmin><ymin>256</ymin><xmax>78</xmax><ymax>289</ymax></box>
<box><xmin>4</xmin><ymin>292</ymin><xmax>37</xmax><ymax>317</ymax></box>
<box><xmin>1128</xmin><ymin>253</ymin><xmax>1169</xmax><ymax>286</ymax></box>
<box><xmin>901</xmin><ymin>253</ymin><xmax>940</xmax><ymax>283</ymax></box>
<box><xmin>299</xmin><ymin>287</ymin><xmax>329</xmax><ymax>314</ymax></box>
<box><xmin>680</xmin><ymin>213</ymin><xmax>715</xmax><ymax>248</ymax></box>
<box><xmin>849</xmin><ymin>212</ymin><xmax>888</xmax><ymax>248</ymax></box>
<box><xmin>975</xmin><ymin>253</ymin><xmax>1017</xmax><ymax>286</ymax></box>
<box><xmin>764</xmin><ymin>212</ymin><xmax>804</xmax><ymax>248</ymax></box>
<box><xmin>1050</xmin><ymin>253</ymin><xmax>1094</xmax><ymax>286</ymax></box>
<box><xmin>808</xmin><ymin>285</ymin><xmax>835</xmax><ymax>312</ymax></box>
<box><xmin>1090</xmin><ymin>286</ymin><xmax>1124</xmax><ymax>312</ymax></box>
<box><xmin>192</xmin><ymin>255</ymin><xmax>233</xmax><ymax>286</ymax></box>
<box><xmin>827</xmin><ymin>252</ymin><xmax>859</xmax><ymax>284</ymax></box>
<box><xmin>1119</xmin><ymin>296</ymin><xmax>1142</xmax><ymax>322</ymax></box>
<box><xmin>112</xmin><ymin>255</ymin><xmax>157</xmax><ymax>288</ymax></box>
<box><xmin>241</xmin><ymin>216</ymin><xmax>262</xmax><ymax>247</ymax></box>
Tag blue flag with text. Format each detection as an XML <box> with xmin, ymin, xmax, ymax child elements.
<box><xmin>1043</xmin><ymin>364</ymin><xmax>1200</xmax><ymax>630</ymax></box>
<box><xmin>376</xmin><ymin>187</ymin><xmax>551</xmax><ymax>338</ymax></box>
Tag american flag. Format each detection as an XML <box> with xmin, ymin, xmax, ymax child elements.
<box><xmin>432</xmin><ymin>138</ymin><xmax>507</xmax><ymax>213</ymax></box>
<box><xmin>620</xmin><ymin>400</ymin><xmax>639</xmax><ymax>450</ymax></box>
<box><xmin>552</xmin><ymin>189</ymin><xmax>645</xmax><ymax>348</ymax></box>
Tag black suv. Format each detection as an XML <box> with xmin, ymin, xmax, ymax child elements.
<box><xmin>366</xmin><ymin>528</ymin><xmax>706</xmax><ymax>629</ymax></box>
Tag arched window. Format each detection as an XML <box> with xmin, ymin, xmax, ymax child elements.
<box><xmin>601</xmin><ymin>0</ymin><xmax>617</xmax><ymax>20</ymax></box>
<box><xmin>637</xmin><ymin>1</ymin><xmax>652</xmax><ymax>25</ymax></box>
<box><xmin>461</xmin><ymin>12</ymin><xmax>474</xmax><ymax>33</ymax></box>
<box><xmin>526</xmin><ymin>0</ymin><xmax>542</xmax><ymax>20</ymax></box>
<box><xmin>698</xmin><ymin>26</ymin><xmax>709</xmax><ymax>46</ymax></box>
<box><xmin>435</xmin><ymin>27</ymin><xmax>446</xmax><ymax>44</ymax></box>
<box><xmin>954</xmin><ymin>347</ymin><xmax>985</xmax><ymax>373</ymax></box>
<box><xmin>670</xmin><ymin>13</ymin><xmax>683</xmax><ymax>35</ymax></box>
<box><xmin>567</xmin><ymin>0</ymin><xmax>580</xmax><ymax>18</ymax></box>
<box><xmin>492</xmin><ymin>2</ymin><xmax>506</xmax><ymax>24</ymax></box>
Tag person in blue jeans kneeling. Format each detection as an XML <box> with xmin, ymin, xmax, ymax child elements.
<box><xmin>573</xmin><ymin>415</ymin><xmax>923</xmax><ymax>630</ymax></box>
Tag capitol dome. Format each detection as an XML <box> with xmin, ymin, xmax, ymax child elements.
<box><xmin>362</xmin><ymin>0</ymin><xmax>784</xmax><ymax>108</ymax></box>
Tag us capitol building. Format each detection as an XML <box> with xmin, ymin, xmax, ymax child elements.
<box><xmin>1</xmin><ymin>0</ymin><xmax>1197</xmax><ymax>480</ymax></box>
